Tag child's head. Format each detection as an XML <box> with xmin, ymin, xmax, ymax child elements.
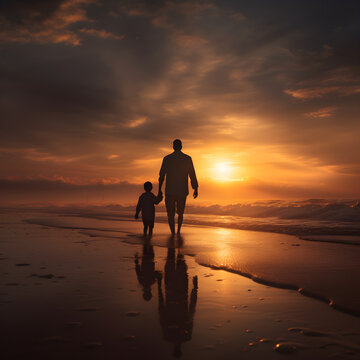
<box><xmin>144</xmin><ymin>181</ymin><xmax>152</xmax><ymax>192</ymax></box>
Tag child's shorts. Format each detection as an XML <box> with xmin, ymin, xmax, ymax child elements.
<box><xmin>142</xmin><ymin>218</ymin><xmax>154</xmax><ymax>228</ymax></box>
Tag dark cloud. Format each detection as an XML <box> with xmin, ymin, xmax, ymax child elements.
<box><xmin>1</xmin><ymin>0</ymin><xmax>360</xmax><ymax>200</ymax></box>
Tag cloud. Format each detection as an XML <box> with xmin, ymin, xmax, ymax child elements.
<box><xmin>0</xmin><ymin>0</ymin><xmax>95</xmax><ymax>46</ymax></box>
<box><xmin>123</xmin><ymin>117</ymin><xmax>147</xmax><ymax>128</ymax></box>
<box><xmin>230</xmin><ymin>12</ymin><xmax>246</xmax><ymax>21</ymax></box>
<box><xmin>79</xmin><ymin>28</ymin><xmax>125</xmax><ymax>40</ymax></box>
<box><xmin>305</xmin><ymin>106</ymin><xmax>337</xmax><ymax>118</ymax></box>
<box><xmin>284</xmin><ymin>86</ymin><xmax>360</xmax><ymax>100</ymax></box>
<box><xmin>0</xmin><ymin>177</ymin><xmax>143</xmax><ymax>204</ymax></box>
<box><xmin>1</xmin><ymin>0</ymin><xmax>360</xmax><ymax>200</ymax></box>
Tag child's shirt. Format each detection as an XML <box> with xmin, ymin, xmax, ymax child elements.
<box><xmin>136</xmin><ymin>192</ymin><xmax>162</xmax><ymax>220</ymax></box>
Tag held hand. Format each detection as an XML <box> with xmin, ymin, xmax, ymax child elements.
<box><xmin>193</xmin><ymin>188</ymin><xmax>198</xmax><ymax>199</ymax></box>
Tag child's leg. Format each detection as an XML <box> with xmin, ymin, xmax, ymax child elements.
<box><xmin>142</xmin><ymin>220</ymin><xmax>148</xmax><ymax>235</ymax></box>
<box><xmin>147</xmin><ymin>219</ymin><xmax>154</xmax><ymax>236</ymax></box>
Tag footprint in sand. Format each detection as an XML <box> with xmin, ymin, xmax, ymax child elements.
<box><xmin>84</xmin><ymin>342</ymin><xmax>102</xmax><ymax>348</ymax></box>
<box><xmin>125</xmin><ymin>311</ymin><xmax>140</xmax><ymax>317</ymax></box>
<box><xmin>66</xmin><ymin>322</ymin><xmax>82</xmax><ymax>327</ymax></box>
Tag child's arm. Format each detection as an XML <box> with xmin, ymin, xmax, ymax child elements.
<box><xmin>154</xmin><ymin>191</ymin><xmax>163</xmax><ymax>205</ymax></box>
<box><xmin>135</xmin><ymin>196</ymin><xmax>142</xmax><ymax>219</ymax></box>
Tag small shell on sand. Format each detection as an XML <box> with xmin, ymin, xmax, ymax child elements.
<box><xmin>259</xmin><ymin>338</ymin><xmax>273</xmax><ymax>343</ymax></box>
<box><xmin>274</xmin><ymin>342</ymin><xmax>307</xmax><ymax>353</ymax></box>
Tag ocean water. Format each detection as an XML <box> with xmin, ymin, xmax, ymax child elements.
<box><xmin>14</xmin><ymin>199</ymin><xmax>360</xmax><ymax>240</ymax></box>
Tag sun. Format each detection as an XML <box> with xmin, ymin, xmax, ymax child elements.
<box><xmin>213</xmin><ymin>162</ymin><xmax>232</xmax><ymax>181</ymax></box>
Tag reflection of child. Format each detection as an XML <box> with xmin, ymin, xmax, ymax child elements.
<box><xmin>135</xmin><ymin>243</ymin><xmax>162</xmax><ymax>301</ymax></box>
<box><xmin>135</xmin><ymin>182</ymin><xmax>163</xmax><ymax>236</ymax></box>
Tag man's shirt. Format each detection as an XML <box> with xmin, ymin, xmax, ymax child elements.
<box><xmin>159</xmin><ymin>151</ymin><xmax>198</xmax><ymax>197</ymax></box>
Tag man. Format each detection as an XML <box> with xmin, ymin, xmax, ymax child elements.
<box><xmin>159</xmin><ymin>139</ymin><xmax>198</xmax><ymax>234</ymax></box>
<box><xmin>157</xmin><ymin>246</ymin><xmax>198</xmax><ymax>357</ymax></box>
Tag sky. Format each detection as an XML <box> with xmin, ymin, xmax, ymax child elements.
<box><xmin>1</xmin><ymin>0</ymin><xmax>360</xmax><ymax>204</ymax></box>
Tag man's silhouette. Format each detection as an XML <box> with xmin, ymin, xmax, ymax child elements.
<box><xmin>159</xmin><ymin>139</ymin><xmax>198</xmax><ymax>234</ymax></box>
<box><xmin>157</xmin><ymin>244</ymin><xmax>198</xmax><ymax>358</ymax></box>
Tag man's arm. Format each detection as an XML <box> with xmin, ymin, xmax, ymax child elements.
<box><xmin>158</xmin><ymin>158</ymin><xmax>166</xmax><ymax>193</ymax></box>
<box><xmin>189</xmin><ymin>158</ymin><xmax>198</xmax><ymax>199</ymax></box>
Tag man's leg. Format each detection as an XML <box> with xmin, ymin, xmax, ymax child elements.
<box><xmin>165</xmin><ymin>196</ymin><xmax>176</xmax><ymax>235</ymax></box>
<box><xmin>176</xmin><ymin>197</ymin><xmax>186</xmax><ymax>234</ymax></box>
<box><xmin>168</xmin><ymin>216</ymin><xmax>175</xmax><ymax>235</ymax></box>
<box><xmin>177</xmin><ymin>214</ymin><xmax>183</xmax><ymax>234</ymax></box>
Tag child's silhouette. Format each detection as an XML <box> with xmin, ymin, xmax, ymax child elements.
<box><xmin>135</xmin><ymin>181</ymin><xmax>163</xmax><ymax>236</ymax></box>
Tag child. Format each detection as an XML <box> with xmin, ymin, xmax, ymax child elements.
<box><xmin>135</xmin><ymin>181</ymin><xmax>163</xmax><ymax>236</ymax></box>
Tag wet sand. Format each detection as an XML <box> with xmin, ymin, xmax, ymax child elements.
<box><xmin>1</xmin><ymin>211</ymin><xmax>360</xmax><ymax>359</ymax></box>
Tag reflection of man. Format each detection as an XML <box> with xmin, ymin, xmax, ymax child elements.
<box><xmin>134</xmin><ymin>241</ymin><xmax>160</xmax><ymax>301</ymax></box>
<box><xmin>157</xmin><ymin>247</ymin><xmax>198</xmax><ymax>358</ymax></box>
<box><xmin>159</xmin><ymin>139</ymin><xmax>198</xmax><ymax>234</ymax></box>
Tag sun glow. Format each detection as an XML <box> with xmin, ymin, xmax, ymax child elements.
<box><xmin>213</xmin><ymin>162</ymin><xmax>233</xmax><ymax>181</ymax></box>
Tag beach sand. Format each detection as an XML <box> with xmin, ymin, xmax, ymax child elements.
<box><xmin>1</xmin><ymin>210</ymin><xmax>360</xmax><ymax>359</ymax></box>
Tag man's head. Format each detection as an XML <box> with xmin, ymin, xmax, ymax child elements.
<box><xmin>143</xmin><ymin>287</ymin><xmax>152</xmax><ymax>301</ymax></box>
<box><xmin>173</xmin><ymin>139</ymin><xmax>182</xmax><ymax>151</ymax></box>
<box><xmin>144</xmin><ymin>181</ymin><xmax>152</xmax><ymax>192</ymax></box>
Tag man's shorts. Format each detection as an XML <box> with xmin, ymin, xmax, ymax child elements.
<box><xmin>165</xmin><ymin>195</ymin><xmax>187</xmax><ymax>216</ymax></box>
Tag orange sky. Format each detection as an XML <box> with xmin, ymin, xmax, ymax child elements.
<box><xmin>1</xmin><ymin>0</ymin><xmax>360</xmax><ymax>204</ymax></box>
